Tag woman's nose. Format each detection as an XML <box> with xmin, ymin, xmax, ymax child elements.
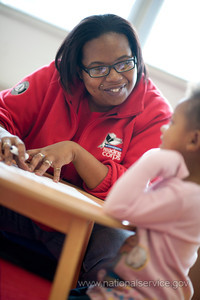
<box><xmin>106</xmin><ymin>68</ymin><xmax>123</xmax><ymax>81</ymax></box>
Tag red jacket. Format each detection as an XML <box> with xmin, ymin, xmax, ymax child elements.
<box><xmin>0</xmin><ymin>61</ymin><xmax>172</xmax><ymax>199</ymax></box>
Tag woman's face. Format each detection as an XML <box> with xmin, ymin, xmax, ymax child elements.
<box><xmin>81</xmin><ymin>32</ymin><xmax>137</xmax><ymax>112</ymax></box>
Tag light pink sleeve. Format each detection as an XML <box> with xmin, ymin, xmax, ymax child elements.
<box><xmin>103</xmin><ymin>149</ymin><xmax>189</xmax><ymax>225</ymax></box>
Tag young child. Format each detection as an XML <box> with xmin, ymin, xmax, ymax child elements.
<box><xmin>83</xmin><ymin>84</ymin><xmax>200</xmax><ymax>299</ymax></box>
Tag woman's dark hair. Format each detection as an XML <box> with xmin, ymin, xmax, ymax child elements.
<box><xmin>55</xmin><ymin>14</ymin><xmax>147</xmax><ymax>94</ymax></box>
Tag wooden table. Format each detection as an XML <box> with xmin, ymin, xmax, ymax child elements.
<box><xmin>0</xmin><ymin>163</ymin><xmax>134</xmax><ymax>300</ymax></box>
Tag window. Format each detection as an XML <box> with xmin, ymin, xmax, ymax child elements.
<box><xmin>1</xmin><ymin>0</ymin><xmax>135</xmax><ymax>31</ymax></box>
<box><xmin>143</xmin><ymin>0</ymin><xmax>200</xmax><ymax>82</ymax></box>
<box><xmin>1</xmin><ymin>0</ymin><xmax>199</xmax><ymax>82</ymax></box>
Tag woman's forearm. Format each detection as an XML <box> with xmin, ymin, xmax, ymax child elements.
<box><xmin>72</xmin><ymin>143</ymin><xmax>109</xmax><ymax>189</ymax></box>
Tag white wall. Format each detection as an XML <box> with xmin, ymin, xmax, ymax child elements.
<box><xmin>0</xmin><ymin>3</ymin><xmax>187</xmax><ymax>109</ymax></box>
<box><xmin>147</xmin><ymin>64</ymin><xmax>187</xmax><ymax>108</ymax></box>
<box><xmin>0</xmin><ymin>4</ymin><xmax>66</xmax><ymax>88</ymax></box>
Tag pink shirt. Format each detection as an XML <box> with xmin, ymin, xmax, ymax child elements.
<box><xmin>87</xmin><ymin>149</ymin><xmax>200</xmax><ymax>299</ymax></box>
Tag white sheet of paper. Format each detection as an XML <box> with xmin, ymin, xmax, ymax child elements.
<box><xmin>0</xmin><ymin>162</ymin><xmax>100</xmax><ymax>206</ymax></box>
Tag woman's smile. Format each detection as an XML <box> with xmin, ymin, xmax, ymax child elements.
<box><xmin>101</xmin><ymin>83</ymin><xmax>127</xmax><ymax>96</ymax></box>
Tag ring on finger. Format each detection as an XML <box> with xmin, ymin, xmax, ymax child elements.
<box><xmin>43</xmin><ymin>159</ymin><xmax>53</xmax><ymax>167</ymax></box>
<box><xmin>55</xmin><ymin>167</ymin><xmax>61</xmax><ymax>171</ymax></box>
<box><xmin>3</xmin><ymin>141</ymin><xmax>11</xmax><ymax>148</ymax></box>
<box><xmin>38</xmin><ymin>152</ymin><xmax>45</xmax><ymax>159</ymax></box>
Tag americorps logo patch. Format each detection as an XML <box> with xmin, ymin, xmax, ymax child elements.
<box><xmin>98</xmin><ymin>133</ymin><xmax>123</xmax><ymax>161</ymax></box>
<box><xmin>11</xmin><ymin>81</ymin><xmax>29</xmax><ymax>95</ymax></box>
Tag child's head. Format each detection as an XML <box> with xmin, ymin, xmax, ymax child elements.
<box><xmin>160</xmin><ymin>83</ymin><xmax>200</xmax><ymax>158</ymax></box>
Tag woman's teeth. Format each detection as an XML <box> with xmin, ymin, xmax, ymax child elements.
<box><xmin>111</xmin><ymin>88</ymin><xmax>120</xmax><ymax>93</ymax></box>
<box><xmin>109</xmin><ymin>87</ymin><xmax>121</xmax><ymax>93</ymax></box>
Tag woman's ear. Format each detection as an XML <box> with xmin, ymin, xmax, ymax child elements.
<box><xmin>186</xmin><ymin>130</ymin><xmax>200</xmax><ymax>151</ymax></box>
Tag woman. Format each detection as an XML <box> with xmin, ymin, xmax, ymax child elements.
<box><xmin>0</xmin><ymin>14</ymin><xmax>172</xmax><ymax>281</ymax></box>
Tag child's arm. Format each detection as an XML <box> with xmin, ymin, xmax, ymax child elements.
<box><xmin>103</xmin><ymin>149</ymin><xmax>189</xmax><ymax>225</ymax></box>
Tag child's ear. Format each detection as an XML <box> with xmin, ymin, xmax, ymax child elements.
<box><xmin>186</xmin><ymin>130</ymin><xmax>200</xmax><ymax>151</ymax></box>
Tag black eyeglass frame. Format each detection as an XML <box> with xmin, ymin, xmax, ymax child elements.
<box><xmin>81</xmin><ymin>57</ymin><xmax>137</xmax><ymax>78</ymax></box>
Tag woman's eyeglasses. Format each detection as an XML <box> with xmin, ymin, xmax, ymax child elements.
<box><xmin>81</xmin><ymin>57</ymin><xmax>137</xmax><ymax>78</ymax></box>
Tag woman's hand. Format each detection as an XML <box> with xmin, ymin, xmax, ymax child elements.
<box><xmin>0</xmin><ymin>127</ymin><xmax>30</xmax><ymax>171</ymax></box>
<box><xmin>0</xmin><ymin>125</ymin><xmax>108</xmax><ymax>188</ymax></box>
<box><xmin>27</xmin><ymin>141</ymin><xmax>77</xmax><ymax>182</ymax></box>
<box><xmin>28</xmin><ymin>141</ymin><xmax>108</xmax><ymax>187</ymax></box>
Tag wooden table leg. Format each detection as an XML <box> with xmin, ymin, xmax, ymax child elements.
<box><xmin>49</xmin><ymin>217</ymin><xmax>93</xmax><ymax>300</ymax></box>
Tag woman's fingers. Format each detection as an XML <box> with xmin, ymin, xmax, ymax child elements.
<box><xmin>15</xmin><ymin>143</ymin><xmax>28</xmax><ymax>162</ymax></box>
<box><xmin>1</xmin><ymin>141</ymin><xmax>65</xmax><ymax>183</ymax></box>
<box><xmin>1</xmin><ymin>139</ymin><xmax>12</xmax><ymax>164</ymax></box>
<box><xmin>33</xmin><ymin>156</ymin><xmax>62</xmax><ymax>182</ymax></box>
<box><xmin>28</xmin><ymin>151</ymin><xmax>47</xmax><ymax>172</ymax></box>
<box><xmin>53</xmin><ymin>167</ymin><xmax>62</xmax><ymax>183</ymax></box>
<box><xmin>0</xmin><ymin>138</ymin><xmax>28</xmax><ymax>166</ymax></box>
